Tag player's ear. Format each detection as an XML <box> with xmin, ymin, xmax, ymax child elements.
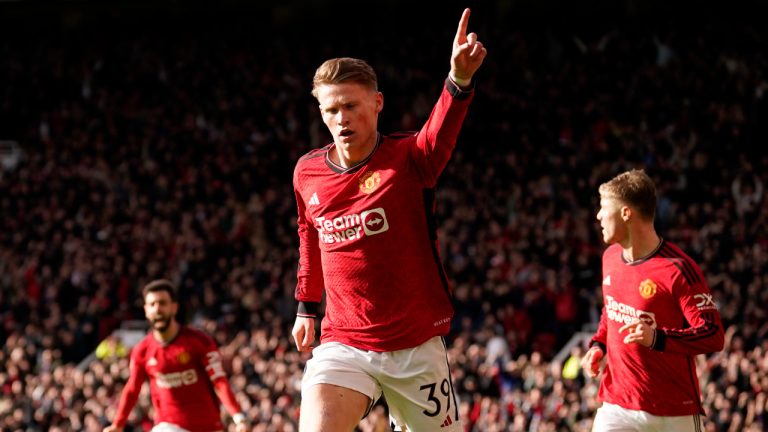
<box><xmin>621</xmin><ymin>205</ymin><xmax>632</xmax><ymax>222</ymax></box>
<box><xmin>375</xmin><ymin>92</ymin><xmax>383</xmax><ymax>114</ymax></box>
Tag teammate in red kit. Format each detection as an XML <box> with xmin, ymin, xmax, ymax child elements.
<box><xmin>104</xmin><ymin>279</ymin><xmax>248</xmax><ymax>432</ymax></box>
<box><xmin>291</xmin><ymin>8</ymin><xmax>487</xmax><ymax>432</ymax></box>
<box><xmin>582</xmin><ymin>169</ymin><xmax>724</xmax><ymax>431</ymax></box>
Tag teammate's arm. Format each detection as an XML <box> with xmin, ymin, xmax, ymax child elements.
<box><xmin>582</xmin><ymin>303</ymin><xmax>608</xmax><ymax>377</ymax></box>
<box><xmin>104</xmin><ymin>349</ymin><xmax>147</xmax><ymax>431</ymax></box>
<box><xmin>202</xmin><ymin>342</ymin><xmax>249</xmax><ymax>431</ymax></box>
<box><xmin>655</xmin><ymin>278</ymin><xmax>723</xmax><ymax>355</ymax></box>
<box><xmin>622</xmin><ymin>270</ymin><xmax>724</xmax><ymax>355</ymax></box>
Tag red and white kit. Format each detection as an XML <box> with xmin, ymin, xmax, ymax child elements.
<box><xmin>591</xmin><ymin>240</ymin><xmax>724</xmax><ymax>416</ymax></box>
<box><xmin>294</xmin><ymin>78</ymin><xmax>473</xmax><ymax>352</ymax></box>
<box><xmin>113</xmin><ymin>326</ymin><xmax>242</xmax><ymax>431</ymax></box>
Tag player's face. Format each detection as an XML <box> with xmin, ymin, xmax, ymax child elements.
<box><xmin>144</xmin><ymin>290</ymin><xmax>178</xmax><ymax>332</ymax></box>
<box><xmin>317</xmin><ymin>82</ymin><xmax>383</xmax><ymax>157</ymax></box>
<box><xmin>596</xmin><ymin>195</ymin><xmax>627</xmax><ymax>245</ymax></box>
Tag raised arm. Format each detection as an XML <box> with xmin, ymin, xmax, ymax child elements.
<box><xmin>450</xmin><ymin>8</ymin><xmax>488</xmax><ymax>88</ymax></box>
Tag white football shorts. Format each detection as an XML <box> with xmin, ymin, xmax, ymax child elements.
<box><xmin>593</xmin><ymin>402</ymin><xmax>703</xmax><ymax>432</ymax></box>
<box><xmin>151</xmin><ymin>423</ymin><xmax>192</xmax><ymax>432</ymax></box>
<box><xmin>302</xmin><ymin>335</ymin><xmax>462</xmax><ymax>431</ymax></box>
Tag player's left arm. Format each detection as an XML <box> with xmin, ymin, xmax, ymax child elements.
<box><xmin>624</xmin><ymin>270</ymin><xmax>724</xmax><ymax>355</ymax></box>
<box><xmin>201</xmin><ymin>338</ymin><xmax>249</xmax><ymax>430</ymax></box>
<box><xmin>411</xmin><ymin>8</ymin><xmax>487</xmax><ymax>186</ymax></box>
<box><xmin>653</xmin><ymin>274</ymin><xmax>725</xmax><ymax>355</ymax></box>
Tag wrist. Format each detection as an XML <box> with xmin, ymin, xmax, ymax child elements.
<box><xmin>449</xmin><ymin>72</ymin><xmax>471</xmax><ymax>89</ymax></box>
<box><xmin>297</xmin><ymin>301</ymin><xmax>320</xmax><ymax>318</ymax></box>
<box><xmin>233</xmin><ymin>412</ymin><xmax>246</xmax><ymax>425</ymax></box>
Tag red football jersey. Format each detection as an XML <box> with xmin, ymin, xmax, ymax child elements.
<box><xmin>293</xmin><ymin>78</ymin><xmax>474</xmax><ymax>352</ymax></box>
<box><xmin>113</xmin><ymin>326</ymin><xmax>239</xmax><ymax>431</ymax></box>
<box><xmin>591</xmin><ymin>240</ymin><xmax>724</xmax><ymax>416</ymax></box>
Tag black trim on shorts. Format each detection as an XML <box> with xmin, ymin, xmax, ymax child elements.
<box><xmin>441</xmin><ymin>337</ymin><xmax>460</xmax><ymax>422</ymax></box>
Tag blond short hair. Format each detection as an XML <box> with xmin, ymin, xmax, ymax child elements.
<box><xmin>311</xmin><ymin>57</ymin><xmax>378</xmax><ymax>99</ymax></box>
<box><xmin>599</xmin><ymin>169</ymin><xmax>657</xmax><ymax>221</ymax></box>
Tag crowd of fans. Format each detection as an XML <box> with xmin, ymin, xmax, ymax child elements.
<box><xmin>0</xmin><ymin>3</ymin><xmax>766</xmax><ymax>431</ymax></box>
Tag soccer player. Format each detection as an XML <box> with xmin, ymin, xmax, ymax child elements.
<box><xmin>104</xmin><ymin>279</ymin><xmax>248</xmax><ymax>432</ymax></box>
<box><xmin>582</xmin><ymin>169</ymin><xmax>724</xmax><ymax>431</ymax></box>
<box><xmin>290</xmin><ymin>8</ymin><xmax>486</xmax><ymax>432</ymax></box>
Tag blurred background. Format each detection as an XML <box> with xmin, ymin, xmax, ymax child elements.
<box><xmin>0</xmin><ymin>1</ymin><xmax>766</xmax><ymax>430</ymax></box>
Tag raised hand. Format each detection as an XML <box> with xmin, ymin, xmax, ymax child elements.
<box><xmin>451</xmin><ymin>8</ymin><xmax>488</xmax><ymax>87</ymax></box>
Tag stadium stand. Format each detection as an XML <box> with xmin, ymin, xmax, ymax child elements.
<box><xmin>0</xmin><ymin>1</ymin><xmax>766</xmax><ymax>431</ymax></box>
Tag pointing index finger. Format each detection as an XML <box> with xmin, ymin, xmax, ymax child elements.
<box><xmin>454</xmin><ymin>8</ymin><xmax>470</xmax><ymax>45</ymax></box>
<box><xmin>618</xmin><ymin>321</ymin><xmax>637</xmax><ymax>333</ymax></box>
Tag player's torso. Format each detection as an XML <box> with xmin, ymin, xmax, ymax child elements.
<box><xmin>139</xmin><ymin>329</ymin><xmax>223</xmax><ymax>430</ymax></box>
<box><xmin>601</xmin><ymin>250</ymin><xmax>685</xmax><ymax>337</ymax></box>
<box><xmin>143</xmin><ymin>336</ymin><xmax>204</xmax><ymax>391</ymax></box>
<box><xmin>299</xmin><ymin>138</ymin><xmax>428</xmax><ymax>253</ymax></box>
<box><xmin>296</xmin><ymin>137</ymin><xmax>454</xmax><ymax>350</ymax></box>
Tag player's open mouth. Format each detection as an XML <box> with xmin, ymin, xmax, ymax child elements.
<box><xmin>339</xmin><ymin>129</ymin><xmax>353</xmax><ymax>137</ymax></box>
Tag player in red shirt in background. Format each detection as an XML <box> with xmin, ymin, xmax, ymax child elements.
<box><xmin>291</xmin><ymin>8</ymin><xmax>486</xmax><ymax>432</ymax></box>
<box><xmin>104</xmin><ymin>279</ymin><xmax>248</xmax><ymax>432</ymax></box>
<box><xmin>582</xmin><ymin>169</ymin><xmax>724</xmax><ymax>431</ymax></box>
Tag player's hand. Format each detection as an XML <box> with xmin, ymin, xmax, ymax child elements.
<box><xmin>450</xmin><ymin>8</ymin><xmax>487</xmax><ymax>88</ymax></box>
<box><xmin>234</xmin><ymin>422</ymin><xmax>249</xmax><ymax>432</ymax></box>
<box><xmin>580</xmin><ymin>346</ymin><xmax>604</xmax><ymax>378</ymax></box>
<box><xmin>292</xmin><ymin>316</ymin><xmax>316</xmax><ymax>352</ymax></box>
<box><xmin>103</xmin><ymin>426</ymin><xmax>123</xmax><ymax>432</ymax></box>
<box><xmin>620</xmin><ymin>320</ymin><xmax>655</xmax><ymax>347</ymax></box>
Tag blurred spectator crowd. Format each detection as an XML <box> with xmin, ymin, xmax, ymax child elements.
<box><xmin>0</xmin><ymin>4</ymin><xmax>766</xmax><ymax>431</ymax></box>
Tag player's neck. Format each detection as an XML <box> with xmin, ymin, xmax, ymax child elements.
<box><xmin>621</xmin><ymin>227</ymin><xmax>661</xmax><ymax>263</ymax></box>
<box><xmin>153</xmin><ymin>320</ymin><xmax>180</xmax><ymax>344</ymax></box>
<box><xmin>332</xmin><ymin>133</ymin><xmax>378</xmax><ymax>168</ymax></box>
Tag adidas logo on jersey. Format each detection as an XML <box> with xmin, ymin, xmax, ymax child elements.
<box><xmin>603</xmin><ymin>275</ymin><xmax>611</xmax><ymax>286</ymax></box>
<box><xmin>308</xmin><ymin>192</ymin><xmax>320</xmax><ymax>206</ymax></box>
<box><xmin>148</xmin><ymin>357</ymin><xmax>158</xmax><ymax>366</ymax></box>
<box><xmin>440</xmin><ymin>415</ymin><xmax>454</xmax><ymax>428</ymax></box>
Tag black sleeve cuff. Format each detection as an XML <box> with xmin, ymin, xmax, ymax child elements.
<box><xmin>650</xmin><ymin>329</ymin><xmax>666</xmax><ymax>352</ymax></box>
<box><xmin>297</xmin><ymin>301</ymin><xmax>320</xmax><ymax>318</ymax></box>
<box><xmin>445</xmin><ymin>76</ymin><xmax>474</xmax><ymax>100</ymax></box>
<box><xmin>590</xmin><ymin>340</ymin><xmax>607</xmax><ymax>354</ymax></box>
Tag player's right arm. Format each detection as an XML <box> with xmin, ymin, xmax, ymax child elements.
<box><xmin>105</xmin><ymin>345</ymin><xmax>147</xmax><ymax>431</ymax></box>
<box><xmin>292</xmin><ymin>316</ymin><xmax>316</xmax><ymax>352</ymax></box>
<box><xmin>582</xmin><ymin>302</ymin><xmax>608</xmax><ymax>377</ymax></box>
<box><xmin>292</xmin><ymin>168</ymin><xmax>323</xmax><ymax>352</ymax></box>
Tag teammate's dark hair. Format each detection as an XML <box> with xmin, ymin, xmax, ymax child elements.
<box><xmin>142</xmin><ymin>279</ymin><xmax>177</xmax><ymax>302</ymax></box>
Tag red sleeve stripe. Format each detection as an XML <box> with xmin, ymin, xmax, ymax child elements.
<box><xmin>659</xmin><ymin>244</ymin><xmax>701</xmax><ymax>285</ymax></box>
<box><xmin>297</xmin><ymin>145</ymin><xmax>332</xmax><ymax>163</ymax></box>
<box><xmin>664</xmin><ymin>321</ymin><xmax>719</xmax><ymax>341</ymax></box>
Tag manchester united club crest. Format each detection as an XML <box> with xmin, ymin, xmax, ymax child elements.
<box><xmin>177</xmin><ymin>351</ymin><xmax>191</xmax><ymax>364</ymax></box>
<box><xmin>639</xmin><ymin>279</ymin><xmax>657</xmax><ymax>299</ymax></box>
<box><xmin>359</xmin><ymin>171</ymin><xmax>381</xmax><ymax>194</ymax></box>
